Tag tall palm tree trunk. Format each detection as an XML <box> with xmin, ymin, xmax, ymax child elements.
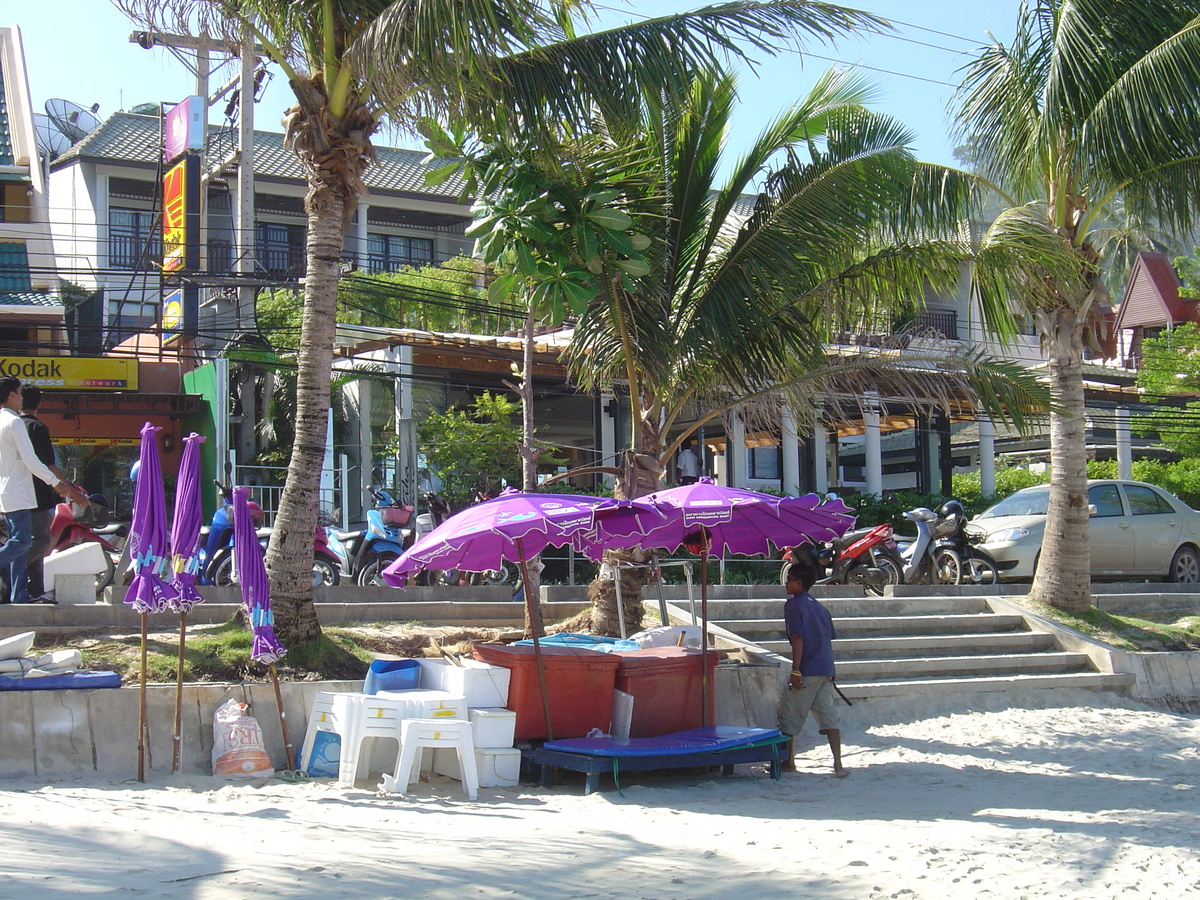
<box><xmin>264</xmin><ymin>185</ymin><xmax>346</xmax><ymax>642</ymax></box>
<box><xmin>1030</xmin><ymin>306</ymin><xmax>1091</xmax><ymax>613</ymax></box>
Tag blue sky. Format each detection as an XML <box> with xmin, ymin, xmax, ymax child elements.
<box><xmin>14</xmin><ymin>0</ymin><xmax>1017</xmax><ymax>168</ymax></box>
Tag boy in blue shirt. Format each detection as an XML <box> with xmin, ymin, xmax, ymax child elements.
<box><xmin>778</xmin><ymin>558</ymin><xmax>847</xmax><ymax>777</ymax></box>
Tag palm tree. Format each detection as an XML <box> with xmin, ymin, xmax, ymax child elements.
<box><xmin>954</xmin><ymin>0</ymin><xmax>1200</xmax><ymax>612</ymax></box>
<box><xmin>463</xmin><ymin>69</ymin><xmax>1049</xmax><ymax>634</ymax></box>
<box><xmin>115</xmin><ymin>0</ymin><xmax>887</xmax><ymax>642</ymax></box>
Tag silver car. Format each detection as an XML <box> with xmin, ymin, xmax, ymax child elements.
<box><xmin>969</xmin><ymin>479</ymin><xmax>1200</xmax><ymax>583</ymax></box>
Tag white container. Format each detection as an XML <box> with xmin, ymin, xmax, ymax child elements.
<box><xmin>43</xmin><ymin>542</ymin><xmax>107</xmax><ymax>592</ymax></box>
<box><xmin>376</xmin><ymin>688</ymin><xmax>468</xmax><ymax>720</ymax></box>
<box><xmin>417</xmin><ymin>659</ymin><xmax>510</xmax><ymax>708</ymax></box>
<box><xmin>434</xmin><ymin>746</ymin><xmax>521</xmax><ymax>788</ymax></box>
<box><xmin>468</xmin><ymin>707</ymin><xmax>516</xmax><ymax>749</ymax></box>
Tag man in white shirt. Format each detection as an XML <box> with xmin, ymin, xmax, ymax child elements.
<box><xmin>676</xmin><ymin>440</ymin><xmax>700</xmax><ymax>485</ymax></box>
<box><xmin>0</xmin><ymin>377</ymin><xmax>89</xmax><ymax>604</ymax></box>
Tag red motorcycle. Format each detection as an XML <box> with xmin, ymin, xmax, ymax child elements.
<box><xmin>46</xmin><ymin>494</ymin><xmax>126</xmax><ymax>594</ymax></box>
<box><xmin>782</xmin><ymin>522</ymin><xmax>903</xmax><ymax>597</ymax></box>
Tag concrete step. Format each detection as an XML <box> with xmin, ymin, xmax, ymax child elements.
<box><xmin>837</xmin><ymin>670</ymin><xmax>1137</xmax><ymax>700</ymax></box>
<box><xmin>836</xmin><ymin>651</ymin><xmax>1092</xmax><ymax>681</ymax></box>
<box><xmin>831</xmin><ymin>631</ymin><xmax>1057</xmax><ymax>659</ymax></box>
<box><xmin>832</xmin><ymin>613</ymin><xmax>1027</xmax><ymax>636</ymax></box>
<box><xmin>699</xmin><ymin>595</ymin><xmax>992</xmax><ymax>621</ymax></box>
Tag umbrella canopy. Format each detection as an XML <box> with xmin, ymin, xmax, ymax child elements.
<box><xmin>382</xmin><ymin>490</ymin><xmax>646</xmax><ymax>586</ymax></box>
<box><xmin>233</xmin><ymin>486</ymin><xmax>286</xmax><ymax>665</ymax></box>
<box><xmin>167</xmin><ymin>433</ymin><xmax>206</xmax><ymax>612</ymax></box>
<box><xmin>601</xmin><ymin>478</ymin><xmax>855</xmax><ymax>558</ymax></box>
<box><xmin>123</xmin><ymin>422</ymin><xmax>178</xmax><ymax>614</ymax></box>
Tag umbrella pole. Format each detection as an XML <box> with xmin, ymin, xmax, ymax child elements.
<box><xmin>269</xmin><ymin>664</ymin><xmax>296</xmax><ymax>772</ymax></box>
<box><xmin>171</xmin><ymin>611</ymin><xmax>187</xmax><ymax>774</ymax></box>
<box><xmin>138</xmin><ymin>611</ymin><xmax>148</xmax><ymax>782</ymax></box>
<box><xmin>515</xmin><ymin>538</ymin><xmax>554</xmax><ymax>743</ymax></box>
<box><xmin>700</xmin><ymin>547</ymin><xmax>710</xmax><ymax>728</ymax></box>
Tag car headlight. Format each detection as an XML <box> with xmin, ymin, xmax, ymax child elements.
<box><xmin>983</xmin><ymin>527</ymin><xmax>1030</xmax><ymax>544</ymax></box>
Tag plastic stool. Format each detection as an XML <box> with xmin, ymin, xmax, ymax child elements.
<box><xmin>327</xmin><ymin>693</ymin><xmax>409</xmax><ymax>787</ymax></box>
<box><xmin>379</xmin><ymin>718</ymin><xmax>478</xmax><ymax>800</ymax></box>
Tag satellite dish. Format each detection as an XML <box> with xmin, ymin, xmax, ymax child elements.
<box><xmin>45</xmin><ymin>98</ymin><xmax>101</xmax><ymax>144</ymax></box>
<box><xmin>32</xmin><ymin>113</ymin><xmax>72</xmax><ymax>159</ymax></box>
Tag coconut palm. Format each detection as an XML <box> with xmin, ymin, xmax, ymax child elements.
<box><xmin>954</xmin><ymin>0</ymin><xmax>1200</xmax><ymax>612</ymax></box>
<box><xmin>462</xmin><ymin>68</ymin><xmax>1049</xmax><ymax>635</ymax></box>
<box><xmin>115</xmin><ymin>0</ymin><xmax>887</xmax><ymax>641</ymax></box>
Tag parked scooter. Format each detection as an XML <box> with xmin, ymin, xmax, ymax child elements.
<box><xmin>353</xmin><ymin>487</ymin><xmax>416</xmax><ymax>587</ymax></box>
<box><xmin>892</xmin><ymin>506</ymin><xmax>963</xmax><ymax>585</ymax></box>
<box><xmin>782</xmin><ymin>521</ymin><xmax>901</xmax><ymax>597</ymax></box>
<box><xmin>45</xmin><ymin>492</ymin><xmax>126</xmax><ymax>594</ymax></box>
<box><xmin>929</xmin><ymin>500</ymin><xmax>999</xmax><ymax>585</ymax></box>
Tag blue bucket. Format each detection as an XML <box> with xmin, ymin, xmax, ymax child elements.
<box><xmin>363</xmin><ymin>658</ymin><xmax>421</xmax><ymax>695</ymax></box>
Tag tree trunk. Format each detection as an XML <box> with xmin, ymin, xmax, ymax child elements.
<box><xmin>264</xmin><ymin>185</ymin><xmax>346</xmax><ymax>644</ymax></box>
<box><xmin>1029</xmin><ymin>305</ymin><xmax>1092</xmax><ymax>613</ymax></box>
<box><xmin>517</xmin><ymin>305</ymin><xmax>542</xmax><ymax>638</ymax></box>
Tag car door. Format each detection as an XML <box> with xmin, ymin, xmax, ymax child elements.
<box><xmin>1122</xmin><ymin>484</ymin><xmax>1182</xmax><ymax>575</ymax></box>
<box><xmin>1087</xmin><ymin>483</ymin><xmax>1136</xmax><ymax>577</ymax></box>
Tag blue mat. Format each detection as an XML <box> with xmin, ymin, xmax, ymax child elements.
<box><xmin>543</xmin><ymin>725</ymin><xmax>782</xmax><ymax>758</ymax></box>
<box><xmin>0</xmin><ymin>671</ymin><xmax>122</xmax><ymax>691</ymax></box>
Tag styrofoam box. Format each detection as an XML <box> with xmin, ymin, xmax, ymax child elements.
<box><xmin>377</xmin><ymin>688</ymin><xmax>468</xmax><ymax>720</ymax></box>
<box><xmin>469</xmin><ymin>707</ymin><xmax>516</xmax><ymax>749</ymax></box>
<box><xmin>433</xmin><ymin>746</ymin><xmax>521</xmax><ymax>788</ymax></box>
<box><xmin>417</xmin><ymin>659</ymin><xmax>511</xmax><ymax>708</ymax></box>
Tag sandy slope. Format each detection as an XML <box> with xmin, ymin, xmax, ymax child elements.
<box><xmin>3</xmin><ymin>688</ymin><xmax>1197</xmax><ymax>899</ymax></box>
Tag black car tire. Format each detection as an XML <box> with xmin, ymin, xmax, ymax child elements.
<box><xmin>1167</xmin><ymin>546</ymin><xmax>1200</xmax><ymax>584</ymax></box>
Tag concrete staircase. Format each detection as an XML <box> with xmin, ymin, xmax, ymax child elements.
<box><xmin>702</xmin><ymin>590</ymin><xmax>1137</xmax><ymax>700</ymax></box>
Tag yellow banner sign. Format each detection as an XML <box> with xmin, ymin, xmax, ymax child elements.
<box><xmin>52</xmin><ymin>437</ymin><xmax>140</xmax><ymax>446</ymax></box>
<box><xmin>0</xmin><ymin>356</ymin><xmax>138</xmax><ymax>391</ymax></box>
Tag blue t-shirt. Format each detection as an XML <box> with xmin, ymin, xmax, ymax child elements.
<box><xmin>783</xmin><ymin>591</ymin><xmax>837</xmax><ymax>677</ymax></box>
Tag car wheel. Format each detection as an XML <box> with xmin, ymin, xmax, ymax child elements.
<box><xmin>1167</xmin><ymin>546</ymin><xmax>1200</xmax><ymax>583</ymax></box>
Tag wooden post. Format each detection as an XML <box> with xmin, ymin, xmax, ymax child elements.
<box><xmin>138</xmin><ymin>611</ymin><xmax>148</xmax><ymax>782</ymax></box>
<box><xmin>171</xmin><ymin>611</ymin><xmax>187</xmax><ymax>773</ymax></box>
<box><xmin>516</xmin><ymin>538</ymin><xmax>554</xmax><ymax>742</ymax></box>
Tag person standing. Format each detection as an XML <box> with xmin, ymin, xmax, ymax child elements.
<box><xmin>676</xmin><ymin>440</ymin><xmax>700</xmax><ymax>485</ymax></box>
<box><xmin>0</xmin><ymin>377</ymin><xmax>89</xmax><ymax>604</ymax></box>
<box><xmin>20</xmin><ymin>385</ymin><xmax>65</xmax><ymax>602</ymax></box>
<box><xmin>777</xmin><ymin>558</ymin><xmax>847</xmax><ymax>777</ymax></box>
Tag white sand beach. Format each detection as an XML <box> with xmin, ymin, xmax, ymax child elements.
<box><xmin>2</xmin><ymin>688</ymin><xmax>1197</xmax><ymax>899</ymax></box>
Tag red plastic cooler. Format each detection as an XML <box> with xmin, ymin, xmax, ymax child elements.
<box><xmin>614</xmin><ymin>648</ymin><xmax>718</xmax><ymax>737</ymax></box>
<box><xmin>472</xmin><ymin>643</ymin><xmax>622</xmax><ymax>741</ymax></box>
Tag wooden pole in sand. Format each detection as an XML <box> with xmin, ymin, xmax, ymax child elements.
<box><xmin>269</xmin><ymin>664</ymin><xmax>296</xmax><ymax>771</ymax></box>
<box><xmin>138</xmin><ymin>611</ymin><xmax>148</xmax><ymax>781</ymax></box>
<box><xmin>699</xmin><ymin>542</ymin><xmax>710</xmax><ymax>728</ymax></box>
<box><xmin>171</xmin><ymin>611</ymin><xmax>187</xmax><ymax>773</ymax></box>
<box><xmin>515</xmin><ymin>538</ymin><xmax>554</xmax><ymax>742</ymax></box>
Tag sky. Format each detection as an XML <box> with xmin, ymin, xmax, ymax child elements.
<box><xmin>12</xmin><ymin>0</ymin><xmax>1019</xmax><ymax>168</ymax></box>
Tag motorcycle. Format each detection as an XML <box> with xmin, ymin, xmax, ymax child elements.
<box><xmin>353</xmin><ymin>487</ymin><xmax>416</xmax><ymax>587</ymax></box>
<box><xmin>928</xmin><ymin>499</ymin><xmax>999</xmax><ymax>585</ymax></box>
<box><xmin>45</xmin><ymin>492</ymin><xmax>126</xmax><ymax>595</ymax></box>
<box><xmin>782</xmin><ymin>521</ymin><xmax>902</xmax><ymax>597</ymax></box>
<box><xmin>892</xmin><ymin>505</ymin><xmax>965</xmax><ymax>585</ymax></box>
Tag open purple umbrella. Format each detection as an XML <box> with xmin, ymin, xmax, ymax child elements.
<box><xmin>167</xmin><ymin>432</ymin><xmax>205</xmax><ymax>773</ymax></box>
<box><xmin>123</xmin><ymin>422</ymin><xmax>178</xmax><ymax>781</ymax></box>
<box><xmin>594</xmin><ymin>478</ymin><xmax>855</xmax><ymax>726</ymax></box>
<box><xmin>382</xmin><ymin>490</ymin><xmax>657</xmax><ymax>741</ymax></box>
<box><xmin>232</xmin><ymin>485</ymin><xmax>295</xmax><ymax>771</ymax></box>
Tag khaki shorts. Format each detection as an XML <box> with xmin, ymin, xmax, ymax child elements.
<box><xmin>778</xmin><ymin>677</ymin><xmax>840</xmax><ymax>736</ymax></box>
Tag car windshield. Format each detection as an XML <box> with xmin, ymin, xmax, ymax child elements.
<box><xmin>977</xmin><ymin>486</ymin><xmax>1050</xmax><ymax>519</ymax></box>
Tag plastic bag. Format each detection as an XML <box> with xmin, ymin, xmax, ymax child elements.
<box><xmin>211</xmin><ymin>698</ymin><xmax>274</xmax><ymax>778</ymax></box>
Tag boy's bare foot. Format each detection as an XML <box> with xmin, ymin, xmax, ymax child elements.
<box><xmin>833</xmin><ymin>767</ymin><xmax>848</xmax><ymax>778</ymax></box>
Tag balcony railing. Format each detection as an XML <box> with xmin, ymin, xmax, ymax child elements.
<box><xmin>834</xmin><ymin>308</ymin><xmax>960</xmax><ymax>346</ymax></box>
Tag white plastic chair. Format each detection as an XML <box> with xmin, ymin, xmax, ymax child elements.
<box><xmin>326</xmin><ymin>693</ymin><xmax>408</xmax><ymax>787</ymax></box>
<box><xmin>379</xmin><ymin>718</ymin><xmax>478</xmax><ymax>800</ymax></box>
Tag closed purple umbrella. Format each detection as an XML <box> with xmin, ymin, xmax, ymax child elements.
<box><xmin>166</xmin><ymin>432</ymin><xmax>205</xmax><ymax>773</ymax></box>
<box><xmin>232</xmin><ymin>486</ymin><xmax>286</xmax><ymax>666</ymax></box>
<box><xmin>168</xmin><ymin>433</ymin><xmax>206</xmax><ymax>612</ymax></box>
<box><xmin>123</xmin><ymin>421</ymin><xmax>178</xmax><ymax>781</ymax></box>
<box><xmin>124</xmin><ymin>422</ymin><xmax>179</xmax><ymax>614</ymax></box>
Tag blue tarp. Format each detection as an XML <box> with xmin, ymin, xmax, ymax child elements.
<box><xmin>514</xmin><ymin>633</ymin><xmax>640</xmax><ymax>653</ymax></box>
<box><xmin>543</xmin><ymin>725</ymin><xmax>782</xmax><ymax>758</ymax></box>
<box><xmin>0</xmin><ymin>671</ymin><xmax>122</xmax><ymax>691</ymax></box>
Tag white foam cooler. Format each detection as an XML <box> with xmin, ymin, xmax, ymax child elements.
<box><xmin>417</xmin><ymin>659</ymin><xmax>511</xmax><ymax>708</ymax></box>
<box><xmin>433</xmin><ymin>746</ymin><xmax>521</xmax><ymax>788</ymax></box>
<box><xmin>468</xmin><ymin>707</ymin><xmax>516</xmax><ymax>749</ymax></box>
<box><xmin>43</xmin><ymin>542</ymin><xmax>107</xmax><ymax>592</ymax></box>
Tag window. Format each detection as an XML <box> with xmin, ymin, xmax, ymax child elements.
<box><xmin>747</xmin><ymin>445</ymin><xmax>780</xmax><ymax>480</ymax></box>
<box><xmin>1088</xmin><ymin>484</ymin><xmax>1125</xmax><ymax>517</ymax></box>
<box><xmin>109</xmin><ymin>208</ymin><xmax>160</xmax><ymax>270</ymax></box>
<box><xmin>367</xmin><ymin>233</ymin><xmax>434</xmax><ymax>272</ymax></box>
<box><xmin>255</xmin><ymin>222</ymin><xmax>305</xmax><ymax>277</ymax></box>
<box><xmin>1</xmin><ymin>183</ymin><xmax>31</xmax><ymax>223</ymax></box>
<box><xmin>1125</xmin><ymin>484</ymin><xmax>1176</xmax><ymax>516</ymax></box>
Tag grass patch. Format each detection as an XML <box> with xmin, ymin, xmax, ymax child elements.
<box><xmin>1019</xmin><ymin>598</ymin><xmax>1200</xmax><ymax>651</ymax></box>
<box><xmin>34</xmin><ymin>619</ymin><xmax>517</xmax><ymax>684</ymax></box>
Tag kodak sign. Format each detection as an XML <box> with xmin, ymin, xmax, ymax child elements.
<box><xmin>0</xmin><ymin>357</ymin><xmax>138</xmax><ymax>391</ymax></box>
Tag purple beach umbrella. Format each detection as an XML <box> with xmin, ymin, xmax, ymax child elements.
<box><xmin>168</xmin><ymin>433</ymin><xmax>206</xmax><ymax>612</ymax></box>
<box><xmin>123</xmin><ymin>422</ymin><xmax>178</xmax><ymax>614</ymax></box>
<box><xmin>232</xmin><ymin>486</ymin><xmax>286</xmax><ymax>666</ymax></box>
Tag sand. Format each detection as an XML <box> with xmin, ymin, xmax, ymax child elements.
<box><xmin>2</xmin><ymin>688</ymin><xmax>1198</xmax><ymax>899</ymax></box>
